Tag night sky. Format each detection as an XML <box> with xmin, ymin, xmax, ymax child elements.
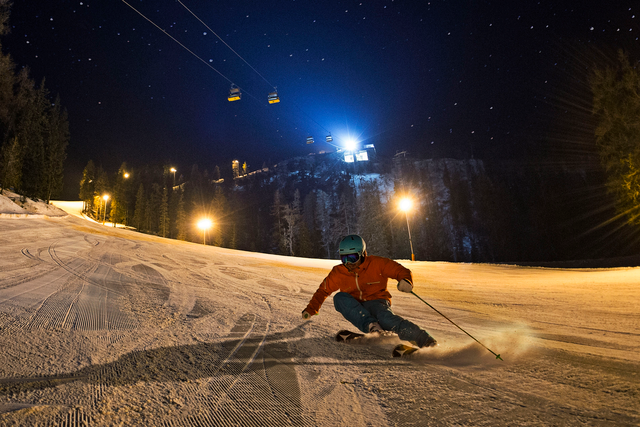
<box><xmin>3</xmin><ymin>1</ymin><xmax>638</xmax><ymax>198</ymax></box>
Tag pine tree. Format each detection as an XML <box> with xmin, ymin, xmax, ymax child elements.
<box><xmin>146</xmin><ymin>183</ymin><xmax>162</xmax><ymax>234</ymax></box>
<box><xmin>0</xmin><ymin>5</ymin><xmax>69</xmax><ymax>199</ymax></box>
<box><xmin>144</xmin><ymin>198</ymin><xmax>152</xmax><ymax>232</ymax></box>
<box><xmin>133</xmin><ymin>183</ymin><xmax>145</xmax><ymax>231</ymax></box>
<box><xmin>355</xmin><ymin>180</ymin><xmax>390</xmax><ymax>257</ymax></box>
<box><xmin>4</xmin><ymin>69</ymin><xmax>33</xmax><ymax>194</ymax></box>
<box><xmin>79</xmin><ymin>160</ymin><xmax>95</xmax><ymax>213</ymax></box>
<box><xmin>176</xmin><ymin>190</ymin><xmax>188</xmax><ymax>240</ymax></box>
<box><xmin>16</xmin><ymin>76</ymin><xmax>47</xmax><ymax>198</ymax></box>
<box><xmin>330</xmin><ymin>193</ymin><xmax>353</xmax><ymax>250</ymax></box>
<box><xmin>211</xmin><ymin>186</ymin><xmax>226</xmax><ymax>247</ymax></box>
<box><xmin>591</xmin><ymin>50</ymin><xmax>640</xmax><ymax>225</ymax></box>
<box><xmin>159</xmin><ymin>186</ymin><xmax>170</xmax><ymax>237</ymax></box>
<box><xmin>110</xmin><ymin>163</ymin><xmax>128</xmax><ymax>226</ymax></box>
<box><xmin>282</xmin><ymin>189</ymin><xmax>302</xmax><ymax>256</ymax></box>
<box><xmin>271</xmin><ymin>189</ymin><xmax>287</xmax><ymax>254</ymax></box>
<box><xmin>0</xmin><ymin>0</ymin><xmax>9</xmax><ymax>38</ymax></box>
<box><xmin>168</xmin><ymin>184</ymin><xmax>179</xmax><ymax>238</ymax></box>
<box><xmin>42</xmin><ymin>95</ymin><xmax>69</xmax><ymax>202</ymax></box>
<box><xmin>316</xmin><ymin>190</ymin><xmax>334</xmax><ymax>258</ymax></box>
<box><xmin>296</xmin><ymin>221</ymin><xmax>313</xmax><ymax>257</ymax></box>
<box><xmin>0</xmin><ymin>4</ymin><xmax>16</xmax><ymax>185</ymax></box>
<box><xmin>229</xmin><ymin>222</ymin><xmax>238</xmax><ymax>249</ymax></box>
<box><xmin>94</xmin><ymin>168</ymin><xmax>110</xmax><ymax>222</ymax></box>
<box><xmin>1</xmin><ymin>136</ymin><xmax>21</xmax><ymax>190</ymax></box>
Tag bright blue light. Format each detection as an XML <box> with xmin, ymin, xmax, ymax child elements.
<box><xmin>345</xmin><ymin>138</ymin><xmax>358</xmax><ymax>151</ymax></box>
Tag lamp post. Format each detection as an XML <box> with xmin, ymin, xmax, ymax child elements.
<box><xmin>170</xmin><ymin>168</ymin><xmax>177</xmax><ymax>187</ymax></box>
<box><xmin>123</xmin><ymin>172</ymin><xmax>130</xmax><ymax>226</ymax></box>
<box><xmin>399</xmin><ymin>197</ymin><xmax>415</xmax><ymax>261</ymax></box>
<box><xmin>197</xmin><ymin>218</ymin><xmax>212</xmax><ymax>245</ymax></box>
<box><xmin>102</xmin><ymin>194</ymin><xmax>110</xmax><ymax>225</ymax></box>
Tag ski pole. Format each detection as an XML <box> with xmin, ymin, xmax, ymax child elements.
<box><xmin>411</xmin><ymin>291</ymin><xmax>503</xmax><ymax>361</ymax></box>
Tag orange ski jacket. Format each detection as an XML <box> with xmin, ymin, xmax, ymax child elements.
<box><xmin>304</xmin><ymin>255</ymin><xmax>413</xmax><ymax>315</ymax></box>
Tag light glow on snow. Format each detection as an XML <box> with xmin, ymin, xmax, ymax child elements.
<box><xmin>0</xmin><ymin>197</ymin><xmax>638</xmax><ymax>425</ymax></box>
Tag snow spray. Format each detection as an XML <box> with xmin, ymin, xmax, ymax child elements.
<box><xmin>411</xmin><ymin>291</ymin><xmax>503</xmax><ymax>361</ymax></box>
<box><xmin>409</xmin><ymin>325</ymin><xmax>533</xmax><ymax>366</ymax></box>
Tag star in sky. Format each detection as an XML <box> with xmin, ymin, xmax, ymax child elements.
<box><xmin>3</xmin><ymin>1</ymin><xmax>639</xmax><ymax>198</ymax></box>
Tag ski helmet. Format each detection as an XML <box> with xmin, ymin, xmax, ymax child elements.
<box><xmin>339</xmin><ymin>234</ymin><xmax>366</xmax><ymax>256</ymax></box>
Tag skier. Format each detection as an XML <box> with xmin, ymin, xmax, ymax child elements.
<box><xmin>302</xmin><ymin>234</ymin><xmax>437</xmax><ymax>349</ymax></box>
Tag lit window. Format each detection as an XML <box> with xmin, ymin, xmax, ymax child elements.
<box><xmin>355</xmin><ymin>150</ymin><xmax>369</xmax><ymax>161</ymax></box>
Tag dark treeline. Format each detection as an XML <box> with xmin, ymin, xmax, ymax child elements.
<box><xmin>591</xmin><ymin>51</ymin><xmax>640</xmax><ymax>227</ymax></box>
<box><xmin>0</xmin><ymin>1</ymin><xmax>69</xmax><ymax>202</ymax></box>
<box><xmin>78</xmin><ymin>151</ymin><xmax>640</xmax><ymax>263</ymax></box>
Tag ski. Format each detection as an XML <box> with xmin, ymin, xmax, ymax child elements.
<box><xmin>392</xmin><ymin>343</ymin><xmax>419</xmax><ymax>357</ymax></box>
<box><xmin>335</xmin><ymin>329</ymin><xmax>365</xmax><ymax>342</ymax></box>
<box><xmin>337</xmin><ymin>330</ymin><xmax>421</xmax><ymax>358</ymax></box>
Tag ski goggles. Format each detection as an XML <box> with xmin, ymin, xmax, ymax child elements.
<box><xmin>340</xmin><ymin>253</ymin><xmax>361</xmax><ymax>265</ymax></box>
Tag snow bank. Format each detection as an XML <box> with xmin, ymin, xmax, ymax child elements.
<box><xmin>0</xmin><ymin>190</ymin><xmax>67</xmax><ymax>218</ymax></box>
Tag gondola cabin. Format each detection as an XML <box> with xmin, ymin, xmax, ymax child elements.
<box><xmin>326</xmin><ymin>134</ymin><xmax>333</xmax><ymax>142</ymax></box>
<box><xmin>228</xmin><ymin>86</ymin><xmax>241</xmax><ymax>101</ymax></box>
<box><xmin>268</xmin><ymin>91</ymin><xmax>280</xmax><ymax>104</ymax></box>
<box><xmin>306</xmin><ymin>136</ymin><xmax>314</xmax><ymax>144</ymax></box>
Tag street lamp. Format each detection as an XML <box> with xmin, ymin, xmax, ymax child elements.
<box><xmin>170</xmin><ymin>168</ymin><xmax>177</xmax><ymax>187</ymax></box>
<box><xmin>122</xmin><ymin>172</ymin><xmax>130</xmax><ymax>226</ymax></box>
<box><xmin>399</xmin><ymin>197</ymin><xmax>415</xmax><ymax>261</ymax></box>
<box><xmin>102</xmin><ymin>194</ymin><xmax>110</xmax><ymax>225</ymax></box>
<box><xmin>197</xmin><ymin>218</ymin><xmax>212</xmax><ymax>245</ymax></box>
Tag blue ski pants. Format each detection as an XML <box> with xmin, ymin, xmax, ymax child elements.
<box><xmin>333</xmin><ymin>292</ymin><xmax>435</xmax><ymax>348</ymax></box>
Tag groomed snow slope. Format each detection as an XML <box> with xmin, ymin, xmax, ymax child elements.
<box><xmin>0</xmin><ymin>206</ymin><xmax>638</xmax><ymax>426</ymax></box>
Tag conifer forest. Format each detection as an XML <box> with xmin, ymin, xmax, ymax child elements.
<box><xmin>78</xmin><ymin>152</ymin><xmax>640</xmax><ymax>264</ymax></box>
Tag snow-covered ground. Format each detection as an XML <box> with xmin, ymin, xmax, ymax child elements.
<box><xmin>0</xmin><ymin>197</ymin><xmax>638</xmax><ymax>426</ymax></box>
<box><xmin>0</xmin><ymin>190</ymin><xmax>67</xmax><ymax>218</ymax></box>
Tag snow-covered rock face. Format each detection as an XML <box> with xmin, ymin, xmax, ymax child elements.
<box><xmin>239</xmin><ymin>154</ymin><xmax>634</xmax><ymax>263</ymax></box>
<box><xmin>0</xmin><ymin>190</ymin><xmax>67</xmax><ymax>218</ymax></box>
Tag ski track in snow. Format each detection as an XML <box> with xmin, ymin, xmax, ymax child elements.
<box><xmin>0</xmin><ymin>211</ymin><xmax>638</xmax><ymax>426</ymax></box>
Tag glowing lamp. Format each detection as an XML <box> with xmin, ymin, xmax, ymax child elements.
<box><xmin>197</xmin><ymin>218</ymin><xmax>212</xmax><ymax>230</ymax></box>
<box><xmin>102</xmin><ymin>194</ymin><xmax>110</xmax><ymax>225</ymax></box>
<box><xmin>197</xmin><ymin>218</ymin><xmax>213</xmax><ymax>245</ymax></box>
<box><xmin>345</xmin><ymin>138</ymin><xmax>358</xmax><ymax>152</ymax></box>
<box><xmin>399</xmin><ymin>197</ymin><xmax>415</xmax><ymax>261</ymax></box>
<box><xmin>399</xmin><ymin>198</ymin><xmax>412</xmax><ymax>212</ymax></box>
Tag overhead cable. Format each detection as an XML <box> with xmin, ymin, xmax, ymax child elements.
<box><xmin>177</xmin><ymin>0</ymin><xmax>277</xmax><ymax>90</ymax></box>
<box><xmin>120</xmin><ymin>0</ymin><xmax>233</xmax><ymax>85</ymax></box>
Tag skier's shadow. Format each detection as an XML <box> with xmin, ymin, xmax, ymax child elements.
<box><xmin>0</xmin><ymin>321</ymin><xmax>386</xmax><ymax>396</ymax></box>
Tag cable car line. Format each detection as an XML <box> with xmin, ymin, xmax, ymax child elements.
<box><xmin>293</xmin><ymin>104</ymin><xmax>330</xmax><ymax>134</ymax></box>
<box><xmin>121</xmin><ymin>0</ymin><xmax>343</xmax><ymax>150</ymax></box>
<box><xmin>177</xmin><ymin>0</ymin><xmax>278</xmax><ymax>92</ymax></box>
<box><xmin>170</xmin><ymin>3</ymin><xmax>341</xmax><ymax>146</ymax></box>
<box><xmin>120</xmin><ymin>0</ymin><xmax>266</xmax><ymax>105</ymax></box>
<box><xmin>290</xmin><ymin>103</ymin><xmax>344</xmax><ymax>149</ymax></box>
<box><xmin>120</xmin><ymin>0</ymin><xmax>235</xmax><ymax>85</ymax></box>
